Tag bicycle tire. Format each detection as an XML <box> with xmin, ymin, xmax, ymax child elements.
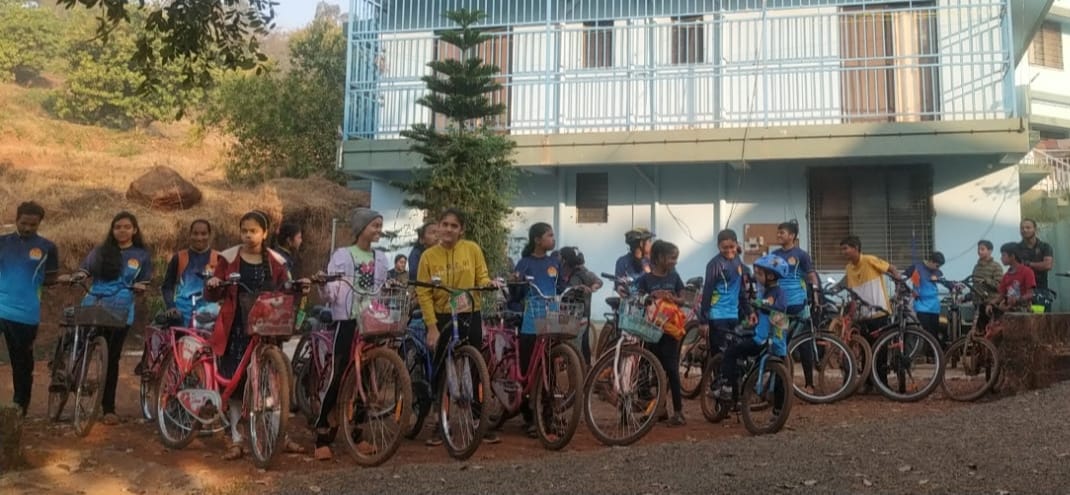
<box><xmin>73</xmin><ymin>335</ymin><xmax>107</xmax><ymax>438</ymax></box>
<box><xmin>788</xmin><ymin>333</ymin><xmax>855</xmax><ymax>404</ymax></box>
<box><xmin>592</xmin><ymin>322</ymin><xmax>619</xmax><ymax>363</ymax></box>
<box><xmin>291</xmin><ymin>333</ymin><xmax>314</xmax><ymax>422</ymax></box>
<box><xmin>140</xmin><ymin>372</ymin><xmax>160</xmax><ymax>421</ymax></box>
<box><xmin>439</xmin><ymin>344</ymin><xmax>491</xmax><ymax>460</ymax></box>
<box><xmin>699</xmin><ymin>354</ymin><xmax>728</xmax><ymax>423</ymax></box>
<box><xmin>47</xmin><ymin>337</ymin><xmax>70</xmax><ymax>423</ymax></box>
<box><xmin>482</xmin><ymin>345</ymin><xmax>515</xmax><ymax>431</ymax></box>
<box><xmin>845</xmin><ymin>332</ymin><xmax>873</xmax><ymax>397</ymax></box>
<box><xmin>534</xmin><ymin>343</ymin><xmax>583</xmax><ymax>450</ymax></box>
<box><xmin>740</xmin><ymin>359</ymin><xmax>793</xmax><ymax>435</ymax></box>
<box><xmin>338</xmin><ymin>346</ymin><xmax>412</xmax><ymax>467</ymax></box>
<box><xmin>247</xmin><ymin>345</ymin><xmax>290</xmax><ymax>470</ymax></box>
<box><xmin>583</xmin><ymin>344</ymin><xmax>666</xmax><ymax>446</ymax></box>
<box><xmin>679</xmin><ymin>322</ymin><xmax>706</xmax><ymax>399</ymax></box>
<box><xmin>156</xmin><ymin>351</ymin><xmax>205</xmax><ymax>449</ymax></box>
<box><xmin>403</xmin><ymin>343</ymin><xmax>432</xmax><ymax>440</ymax></box>
<box><xmin>870</xmin><ymin>325</ymin><xmax>944</xmax><ymax>402</ymax></box>
<box><xmin>941</xmin><ymin>335</ymin><xmax>1000</xmax><ymax>402</ymax></box>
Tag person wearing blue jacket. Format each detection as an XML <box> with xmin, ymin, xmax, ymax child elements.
<box><xmin>513</xmin><ymin>222</ymin><xmax>560</xmax><ymax>438</ymax></box>
<box><xmin>905</xmin><ymin>251</ymin><xmax>949</xmax><ymax>348</ymax></box>
<box><xmin>772</xmin><ymin>220</ymin><xmax>819</xmax><ymax>392</ymax></box>
<box><xmin>699</xmin><ymin>229</ymin><xmax>748</xmax><ymax>356</ymax></box>
<box><xmin>613</xmin><ymin>228</ymin><xmax>652</xmax><ymax>294</ymax></box>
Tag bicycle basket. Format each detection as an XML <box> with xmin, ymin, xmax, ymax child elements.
<box><xmin>246</xmin><ymin>292</ymin><xmax>296</xmax><ymax>337</ymax></box>
<box><xmin>359</xmin><ymin>289</ymin><xmax>411</xmax><ymax>338</ymax></box>
<box><xmin>617</xmin><ymin>300</ymin><xmax>663</xmax><ymax>344</ymax></box>
<box><xmin>67</xmin><ymin>305</ymin><xmax>127</xmax><ymax>328</ymax></box>
<box><xmin>680</xmin><ymin>286</ymin><xmax>700</xmax><ymax>309</ymax></box>
<box><xmin>533</xmin><ymin>299</ymin><xmax>587</xmax><ymax>338</ymax></box>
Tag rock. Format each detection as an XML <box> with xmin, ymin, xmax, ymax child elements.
<box><xmin>0</xmin><ymin>403</ymin><xmax>25</xmax><ymax>470</ymax></box>
<box><xmin>803</xmin><ymin>480</ymin><xmax>818</xmax><ymax>486</ymax></box>
<box><xmin>125</xmin><ymin>166</ymin><xmax>202</xmax><ymax>211</ymax></box>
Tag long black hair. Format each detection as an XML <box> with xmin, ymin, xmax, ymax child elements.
<box><xmin>650</xmin><ymin>239</ymin><xmax>678</xmax><ymax>267</ymax></box>
<box><xmin>275</xmin><ymin>222</ymin><xmax>301</xmax><ymax>251</ymax></box>
<box><xmin>521</xmin><ymin>222</ymin><xmax>553</xmax><ymax>258</ymax></box>
<box><xmin>95</xmin><ymin>211</ymin><xmax>145</xmax><ymax>281</ymax></box>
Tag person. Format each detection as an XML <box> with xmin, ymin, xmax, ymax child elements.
<box><xmin>614</xmin><ymin>228</ymin><xmax>653</xmax><ymax>293</ymax></box>
<box><xmin>0</xmin><ymin>201</ymin><xmax>59</xmax><ymax>417</ymax></box>
<box><xmin>387</xmin><ymin>254</ymin><xmax>409</xmax><ymax>284</ymax></box>
<box><xmin>973</xmin><ymin>243</ymin><xmax>1036</xmax><ymax>339</ymax></box>
<box><xmin>159</xmin><ymin>219</ymin><xmax>219</xmax><ymax>326</ymax></box>
<box><xmin>712</xmin><ymin>254</ymin><xmax>789</xmax><ymax>401</ymax></box>
<box><xmin>838</xmin><ymin>236</ymin><xmax>900</xmax><ymax>328</ymax></box>
<box><xmin>1017</xmin><ymin>219</ymin><xmax>1054</xmax><ymax>311</ymax></box>
<box><xmin>409</xmin><ymin>221</ymin><xmax>438</xmax><ymax>277</ymax></box>
<box><xmin>313</xmin><ymin>208</ymin><xmax>389</xmax><ymax>460</ymax></box>
<box><xmin>274</xmin><ymin>222</ymin><xmax>303</xmax><ymax>276</ymax></box>
<box><xmin>904</xmin><ymin>251</ymin><xmax>948</xmax><ymax>348</ymax></box>
<box><xmin>205</xmin><ymin>210</ymin><xmax>304</xmax><ymax>460</ymax></box>
<box><xmin>60</xmin><ymin>212</ymin><xmax>152</xmax><ymax>426</ymax></box>
<box><xmin>558</xmin><ymin>246</ymin><xmax>602</xmax><ymax>363</ymax></box>
<box><xmin>635</xmin><ymin>240</ymin><xmax>687</xmax><ymax>427</ymax></box>
<box><xmin>971</xmin><ymin>240</ymin><xmax>1003</xmax><ymax>302</ymax></box>
<box><xmin>770</xmin><ymin>220</ymin><xmax>819</xmax><ymax>392</ymax></box>
<box><xmin>698</xmin><ymin>230</ymin><xmax>746</xmax><ymax>366</ymax></box>
<box><xmin>512</xmin><ymin>222</ymin><xmax>560</xmax><ymax>437</ymax></box>
<box><xmin>414</xmin><ymin>208</ymin><xmax>499</xmax><ymax>446</ymax></box>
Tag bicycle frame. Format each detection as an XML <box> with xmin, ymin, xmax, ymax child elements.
<box><xmin>482</xmin><ymin>322</ymin><xmax>552</xmax><ymax>406</ymax></box>
<box><xmin>167</xmin><ymin>328</ymin><xmax>268</xmax><ymax>422</ymax></box>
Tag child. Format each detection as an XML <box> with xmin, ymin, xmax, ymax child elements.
<box><xmin>699</xmin><ymin>229</ymin><xmax>746</xmax><ymax>358</ymax></box>
<box><xmin>635</xmin><ymin>240</ymin><xmax>687</xmax><ymax>426</ymax></box>
<box><xmin>712</xmin><ymin>254</ymin><xmax>789</xmax><ymax>400</ymax></box>
<box><xmin>558</xmin><ymin>246</ymin><xmax>602</xmax><ymax>363</ymax></box>
<box><xmin>771</xmin><ymin>220</ymin><xmax>818</xmax><ymax>391</ymax></box>
<box><xmin>971</xmin><ymin>240</ymin><xmax>1002</xmax><ymax>302</ymax></box>
<box><xmin>274</xmin><ymin>222</ymin><xmax>303</xmax><ymax>276</ymax></box>
<box><xmin>973</xmin><ymin>243</ymin><xmax>1036</xmax><ymax>339</ymax></box>
<box><xmin>904</xmin><ymin>251</ymin><xmax>948</xmax><ymax>347</ymax></box>
<box><xmin>160</xmin><ymin>219</ymin><xmax>219</xmax><ymax>326</ymax></box>
<box><xmin>513</xmin><ymin>222</ymin><xmax>559</xmax><ymax>437</ymax></box>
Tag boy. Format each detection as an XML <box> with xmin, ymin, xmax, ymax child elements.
<box><xmin>971</xmin><ymin>240</ymin><xmax>1002</xmax><ymax>302</ymax></box>
<box><xmin>699</xmin><ymin>229</ymin><xmax>747</xmax><ymax>356</ymax></box>
<box><xmin>974</xmin><ymin>243</ymin><xmax>1036</xmax><ymax>338</ymax></box>
<box><xmin>904</xmin><ymin>251</ymin><xmax>948</xmax><ymax>347</ymax></box>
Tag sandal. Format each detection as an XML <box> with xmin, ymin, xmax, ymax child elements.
<box><xmin>223</xmin><ymin>442</ymin><xmax>245</xmax><ymax>461</ymax></box>
<box><xmin>314</xmin><ymin>445</ymin><xmax>333</xmax><ymax>461</ymax></box>
<box><xmin>284</xmin><ymin>437</ymin><xmax>306</xmax><ymax>454</ymax></box>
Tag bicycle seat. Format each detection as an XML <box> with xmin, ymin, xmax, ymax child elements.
<box><xmin>605</xmin><ymin>296</ymin><xmax>621</xmax><ymax>311</ymax></box>
<box><xmin>685</xmin><ymin>276</ymin><xmax>703</xmax><ymax>288</ymax></box>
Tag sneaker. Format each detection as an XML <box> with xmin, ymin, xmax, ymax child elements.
<box><xmin>523</xmin><ymin>422</ymin><xmax>538</xmax><ymax>439</ymax></box>
<box><xmin>667</xmin><ymin>412</ymin><xmax>686</xmax><ymax>427</ymax></box>
<box><xmin>425</xmin><ymin>428</ymin><xmax>444</xmax><ymax>447</ymax></box>
<box><xmin>483</xmin><ymin>431</ymin><xmax>501</xmax><ymax>444</ymax></box>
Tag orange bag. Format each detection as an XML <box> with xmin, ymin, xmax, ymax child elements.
<box><xmin>645</xmin><ymin>299</ymin><xmax>687</xmax><ymax>341</ymax></box>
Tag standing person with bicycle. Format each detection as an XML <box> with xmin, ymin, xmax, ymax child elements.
<box><xmin>1018</xmin><ymin>219</ymin><xmax>1054</xmax><ymax>312</ymax></box>
<box><xmin>415</xmin><ymin>208</ymin><xmax>500</xmax><ymax>446</ymax></box>
<box><xmin>837</xmin><ymin>236</ymin><xmax>900</xmax><ymax>331</ymax></box>
<box><xmin>274</xmin><ymin>222</ymin><xmax>303</xmax><ymax>276</ymax></box>
<box><xmin>558</xmin><ymin>246</ymin><xmax>602</xmax><ymax>363</ymax></box>
<box><xmin>205</xmin><ymin>210</ymin><xmax>305</xmax><ymax>460</ymax></box>
<box><xmin>158</xmin><ymin>220</ymin><xmax>219</xmax><ymax>327</ymax></box>
<box><xmin>512</xmin><ymin>222</ymin><xmax>559</xmax><ymax>437</ymax></box>
<box><xmin>698</xmin><ymin>230</ymin><xmax>746</xmax><ymax>387</ymax></box>
<box><xmin>771</xmin><ymin>221</ymin><xmax>820</xmax><ymax>393</ymax></box>
<box><xmin>904</xmin><ymin>251</ymin><xmax>950</xmax><ymax>348</ymax></box>
<box><xmin>409</xmin><ymin>221</ymin><xmax>438</xmax><ymax>276</ymax></box>
<box><xmin>60</xmin><ymin>212</ymin><xmax>152</xmax><ymax>426</ymax></box>
<box><xmin>636</xmin><ymin>240</ymin><xmax>688</xmax><ymax>427</ymax></box>
<box><xmin>0</xmin><ymin>201</ymin><xmax>59</xmax><ymax>417</ymax></box>
<box><xmin>971</xmin><ymin>240</ymin><xmax>1003</xmax><ymax>302</ymax></box>
<box><xmin>312</xmin><ymin>207</ymin><xmax>389</xmax><ymax>460</ymax></box>
<box><xmin>973</xmin><ymin>243</ymin><xmax>1036</xmax><ymax>339</ymax></box>
<box><xmin>614</xmin><ymin>228</ymin><xmax>653</xmax><ymax>293</ymax></box>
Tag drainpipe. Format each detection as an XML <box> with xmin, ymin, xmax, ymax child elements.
<box><xmin>555</xmin><ymin>167</ymin><xmax>565</xmax><ymax>238</ymax></box>
<box><xmin>633</xmin><ymin>165</ymin><xmax>658</xmax><ymax>231</ymax></box>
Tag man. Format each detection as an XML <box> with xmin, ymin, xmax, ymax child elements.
<box><xmin>0</xmin><ymin>202</ymin><xmax>59</xmax><ymax>417</ymax></box>
<box><xmin>971</xmin><ymin>240</ymin><xmax>1003</xmax><ymax>302</ymax></box>
<box><xmin>838</xmin><ymin>236</ymin><xmax>900</xmax><ymax>326</ymax></box>
<box><xmin>408</xmin><ymin>221</ymin><xmax>438</xmax><ymax>277</ymax></box>
<box><xmin>1018</xmin><ymin>219</ymin><xmax>1053</xmax><ymax>310</ymax></box>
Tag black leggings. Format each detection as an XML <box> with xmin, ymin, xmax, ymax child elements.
<box><xmin>102</xmin><ymin>325</ymin><xmax>130</xmax><ymax>414</ymax></box>
<box><xmin>316</xmin><ymin>319</ymin><xmax>358</xmax><ymax>430</ymax></box>
<box><xmin>648</xmin><ymin>333</ymin><xmax>683</xmax><ymax>414</ymax></box>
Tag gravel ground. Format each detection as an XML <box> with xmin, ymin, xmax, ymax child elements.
<box><xmin>270</xmin><ymin>383</ymin><xmax>1070</xmax><ymax>495</ymax></box>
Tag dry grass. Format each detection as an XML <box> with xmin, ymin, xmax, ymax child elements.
<box><xmin>0</xmin><ymin>82</ymin><xmax>368</xmax><ymax>277</ymax></box>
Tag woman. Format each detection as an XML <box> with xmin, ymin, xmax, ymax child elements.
<box><xmin>160</xmin><ymin>219</ymin><xmax>219</xmax><ymax>326</ymax></box>
<box><xmin>64</xmin><ymin>211</ymin><xmax>153</xmax><ymax>426</ymax></box>
<box><xmin>314</xmin><ymin>208</ymin><xmax>389</xmax><ymax>461</ymax></box>
<box><xmin>513</xmin><ymin>222</ymin><xmax>558</xmax><ymax>437</ymax></box>
<box><xmin>274</xmin><ymin>222</ymin><xmax>303</xmax><ymax>276</ymax></box>
<box><xmin>205</xmin><ymin>210</ymin><xmax>305</xmax><ymax>460</ymax></box>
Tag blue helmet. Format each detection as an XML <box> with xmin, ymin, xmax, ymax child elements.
<box><xmin>753</xmin><ymin>254</ymin><xmax>790</xmax><ymax>279</ymax></box>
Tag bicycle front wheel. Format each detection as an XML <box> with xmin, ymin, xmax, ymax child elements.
<box><xmin>156</xmin><ymin>351</ymin><xmax>206</xmax><ymax>450</ymax></box>
<box><xmin>699</xmin><ymin>354</ymin><xmax>729</xmax><ymax>423</ymax></box>
<box><xmin>740</xmin><ymin>358</ymin><xmax>793</xmax><ymax>435</ymax></box>
<box><xmin>73</xmin><ymin>335</ymin><xmax>107</xmax><ymax>437</ymax></box>
<box><xmin>583</xmin><ymin>344</ymin><xmax>666</xmax><ymax>446</ymax></box>
<box><xmin>870</xmin><ymin>326</ymin><xmax>944</xmax><ymax>402</ymax></box>
<box><xmin>592</xmin><ymin>322</ymin><xmax>619</xmax><ymax>363</ymax></box>
<box><xmin>291</xmin><ymin>333</ymin><xmax>315</xmax><ymax>424</ymax></box>
<box><xmin>678</xmin><ymin>323</ymin><xmax>706</xmax><ymax>399</ymax></box>
<box><xmin>941</xmin><ymin>336</ymin><xmax>1000</xmax><ymax>402</ymax></box>
<box><xmin>534</xmin><ymin>343</ymin><xmax>583</xmax><ymax>450</ymax></box>
<box><xmin>247</xmin><ymin>345</ymin><xmax>290</xmax><ymax>470</ymax></box>
<box><xmin>439</xmin><ymin>344</ymin><xmax>491</xmax><ymax>460</ymax></box>
<box><xmin>47</xmin><ymin>337</ymin><xmax>71</xmax><ymax>422</ymax></box>
<box><xmin>788</xmin><ymin>333</ymin><xmax>855</xmax><ymax>404</ymax></box>
<box><xmin>338</xmin><ymin>346</ymin><xmax>412</xmax><ymax>467</ymax></box>
<box><xmin>140</xmin><ymin>372</ymin><xmax>160</xmax><ymax>421</ymax></box>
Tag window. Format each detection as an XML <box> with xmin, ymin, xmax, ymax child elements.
<box><xmin>808</xmin><ymin>165</ymin><xmax>933</xmax><ymax>270</ymax></box>
<box><xmin>576</xmin><ymin>173</ymin><xmax>609</xmax><ymax>223</ymax></box>
<box><xmin>671</xmin><ymin>16</ymin><xmax>705</xmax><ymax>64</ymax></box>
<box><xmin>1030</xmin><ymin>21</ymin><xmax>1064</xmax><ymax>70</ymax></box>
<box><xmin>583</xmin><ymin>21</ymin><xmax>614</xmax><ymax>68</ymax></box>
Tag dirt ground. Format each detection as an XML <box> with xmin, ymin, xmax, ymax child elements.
<box><xmin>0</xmin><ymin>352</ymin><xmax>965</xmax><ymax>495</ymax></box>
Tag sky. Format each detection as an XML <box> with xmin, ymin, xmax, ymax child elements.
<box><xmin>273</xmin><ymin>0</ymin><xmax>346</xmax><ymax>30</ymax></box>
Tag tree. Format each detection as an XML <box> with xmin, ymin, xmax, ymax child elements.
<box><xmin>200</xmin><ymin>8</ymin><xmax>345</xmax><ymax>184</ymax></box>
<box><xmin>399</xmin><ymin>9</ymin><xmax>519</xmax><ymax>274</ymax></box>
<box><xmin>0</xmin><ymin>0</ymin><xmax>62</xmax><ymax>83</ymax></box>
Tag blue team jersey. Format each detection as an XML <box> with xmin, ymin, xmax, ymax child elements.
<box><xmin>80</xmin><ymin>246</ymin><xmax>154</xmax><ymax>326</ymax></box>
<box><xmin>0</xmin><ymin>233</ymin><xmax>59</xmax><ymax>325</ymax></box>
<box><xmin>515</xmin><ymin>255</ymin><xmax>560</xmax><ymax>335</ymax></box>
<box><xmin>907</xmin><ymin>262</ymin><xmax>943</xmax><ymax>314</ymax></box>
<box><xmin>754</xmin><ymin>284</ymin><xmax>789</xmax><ymax>357</ymax></box>
<box><xmin>771</xmin><ymin>246</ymin><xmax>813</xmax><ymax>308</ymax></box>
<box><xmin>162</xmin><ymin>249</ymin><xmax>216</xmax><ymax>326</ymax></box>
<box><xmin>702</xmin><ymin>255</ymin><xmax>743</xmax><ymax>321</ymax></box>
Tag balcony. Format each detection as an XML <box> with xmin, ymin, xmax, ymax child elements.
<box><xmin>345</xmin><ymin>0</ymin><xmax>1019</xmax><ymax>140</ymax></box>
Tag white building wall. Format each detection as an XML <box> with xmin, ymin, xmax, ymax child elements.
<box><xmin>932</xmin><ymin>163</ymin><xmax>1022</xmax><ymax>279</ymax></box>
<box><xmin>1018</xmin><ymin>6</ymin><xmax>1070</xmax><ymax>130</ymax></box>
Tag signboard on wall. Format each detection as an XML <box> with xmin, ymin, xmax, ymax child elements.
<box><xmin>743</xmin><ymin>223</ymin><xmax>780</xmax><ymax>264</ymax></box>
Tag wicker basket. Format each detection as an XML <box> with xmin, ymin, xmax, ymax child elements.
<box><xmin>617</xmin><ymin>300</ymin><xmax>664</xmax><ymax>344</ymax></box>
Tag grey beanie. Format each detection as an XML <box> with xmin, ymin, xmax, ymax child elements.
<box><xmin>349</xmin><ymin>207</ymin><xmax>382</xmax><ymax>236</ymax></box>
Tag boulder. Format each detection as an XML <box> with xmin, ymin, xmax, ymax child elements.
<box><xmin>0</xmin><ymin>403</ymin><xmax>24</xmax><ymax>470</ymax></box>
<box><xmin>126</xmin><ymin>166</ymin><xmax>202</xmax><ymax>211</ymax></box>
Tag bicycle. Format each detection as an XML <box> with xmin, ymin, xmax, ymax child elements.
<box><xmin>407</xmin><ymin>277</ymin><xmax>497</xmax><ymax>460</ymax></box>
<box><xmin>939</xmin><ymin>276</ymin><xmax>1005</xmax><ymax>402</ymax></box>
<box><xmin>700</xmin><ymin>323</ymin><xmax>793</xmax><ymax>435</ymax></box>
<box><xmin>590</xmin><ymin>272</ymin><xmax>628</xmax><ymax>364</ymax></box>
<box><xmin>673</xmin><ymin>276</ymin><xmax>707</xmax><ymax>399</ymax></box>
<box><xmin>139</xmin><ymin>292</ymin><xmax>220</xmax><ymax>421</ymax></box>
<box><xmin>46</xmin><ymin>278</ymin><xmax>131</xmax><ymax>437</ymax></box>
<box><xmin>785</xmin><ymin>308</ymin><xmax>857</xmax><ymax>404</ymax></box>
<box><xmin>481</xmin><ymin>278</ymin><xmax>585</xmax><ymax>450</ymax></box>
<box><xmin>290</xmin><ymin>275</ymin><xmax>413</xmax><ymax>466</ymax></box>
<box><xmin>866</xmin><ymin>277</ymin><xmax>945</xmax><ymax>402</ymax></box>
<box><xmin>582</xmin><ymin>294</ymin><xmax>667</xmax><ymax>446</ymax></box>
<box><xmin>818</xmin><ymin>282</ymin><xmax>874</xmax><ymax>398</ymax></box>
<box><xmin>154</xmin><ymin>273</ymin><xmax>295</xmax><ymax>469</ymax></box>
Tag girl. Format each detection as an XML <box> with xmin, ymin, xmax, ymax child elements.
<box><xmin>314</xmin><ymin>208</ymin><xmax>389</xmax><ymax>461</ymax></box>
<box><xmin>513</xmin><ymin>222</ymin><xmax>559</xmax><ymax>437</ymax></box>
<box><xmin>699</xmin><ymin>230</ymin><xmax>746</xmax><ymax>362</ymax></box>
<box><xmin>635</xmin><ymin>240</ymin><xmax>687</xmax><ymax>427</ymax></box>
<box><xmin>274</xmin><ymin>222</ymin><xmax>303</xmax><ymax>276</ymax></box>
<box><xmin>205</xmin><ymin>210</ymin><xmax>304</xmax><ymax>460</ymax></box>
<box><xmin>160</xmin><ymin>219</ymin><xmax>219</xmax><ymax>326</ymax></box>
<box><xmin>66</xmin><ymin>211</ymin><xmax>153</xmax><ymax>426</ymax></box>
<box><xmin>771</xmin><ymin>220</ymin><xmax>819</xmax><ymax>392</ymax></box>
<box><xmin>558</xmin><ymin>246</ymin><xmax>602</xmax><ymax>363</ymax></box>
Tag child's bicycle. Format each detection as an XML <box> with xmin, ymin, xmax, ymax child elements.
<box><xmin>699</xmin><ymin>324</ymin><xmax>793</xmax><ymax>435</ymax></box>
<box><xmin>47</xmin><ymin>277</ymin><xmax>133</xmax><ymax>437</ymax></box>
<box><xmin>482</xmin><ymin>278</ymin><xmax>585</xmax><ymax>450</ymax></box>
<box><xmin>290</xmin><ymin>274</ymin><xmax>413</xmax><ymax>466</ymax></box>
<box><xmin>154</xmin><ymin>273</ymin><xmax>296</xmax><ymax>469</ymax></box>
<box><xmin>407</xmin><ymin>277</ymin><xmax>498</xmax><ymax>460</ymax></box>
<box><xmin>582</xmin><ymin>294</ymin><xmax>667</xmax><ymax>446</ymax></box>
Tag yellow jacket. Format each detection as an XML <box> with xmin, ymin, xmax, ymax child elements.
<box><xmin>416</xmin><ymin>240</ymin><xmax>492</xmax><ymax>322</ymax></box>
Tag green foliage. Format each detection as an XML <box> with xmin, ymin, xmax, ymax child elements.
<box><xmin>200</xmin><ymin>9</ymin><xmax>345</xmax><ymax>184</ymax></box>
<box><xmin>399</xmin><ymin>9</ymin><xmax>519</xmax><ymax>273</ymax></box>
<box><xmin>0</xmin><ymin>1</ymin><xmax>63</xmax><ymax>83</ymax></box>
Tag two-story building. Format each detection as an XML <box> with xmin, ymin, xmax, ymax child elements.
<box><xmin>340</xmin><ymin>0</ymin><xmax>1052</xmax><ymax>316</ymax></box>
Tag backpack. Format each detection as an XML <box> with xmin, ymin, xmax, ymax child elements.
<box><xmin>176</xmin><ymin>249</ymin><xmax>220</xmax><ymax>279</ymax></box>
